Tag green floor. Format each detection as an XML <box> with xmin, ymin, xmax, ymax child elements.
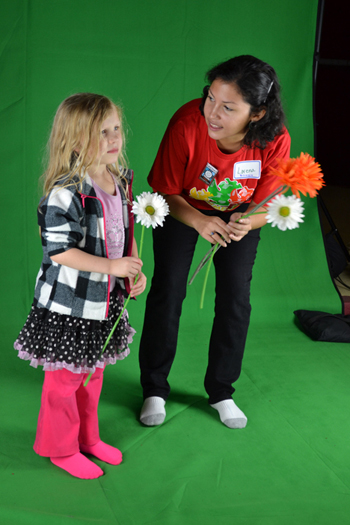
<box><xmin>2</xmin><ymin>216</ymin><xmax>350</xmax><ymax>525</ymax></box>
<box><xmin>2</xmin><ymin>1</ymin><xmax>339</xmax><ymax>522</ymax></box>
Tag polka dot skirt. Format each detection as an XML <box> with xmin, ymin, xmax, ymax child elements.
<box><xmin>13</xmin><ymin>291</ymin><xmax>135</xmax><ymax>374</ymax></box>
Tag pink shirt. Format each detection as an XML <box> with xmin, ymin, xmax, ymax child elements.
<box><xmin>91</xmin><ymin>178</ymin><xmax>125</xmax><ymax>292</ymax></box>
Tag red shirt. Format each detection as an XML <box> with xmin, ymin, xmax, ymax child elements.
<box><xmin>148</xmin><ymin>99</ymin><xmax>291</xmax><ymax>211</ymax></box>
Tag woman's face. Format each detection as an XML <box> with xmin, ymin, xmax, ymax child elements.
<box><xmin>203</xmin><ymin>79</ymin><xmax>262</xmax><ymax>153</ymax></box>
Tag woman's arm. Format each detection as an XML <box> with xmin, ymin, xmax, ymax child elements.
<box><xmin>165</xmin><ymin>194</ymin><xmax>232</xmax><ymax>247</ymax></box>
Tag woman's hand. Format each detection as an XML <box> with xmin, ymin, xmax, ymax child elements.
<box><xmin>129</xmin><ymin>271</ymin><xmax>147</xmax><ymax>297</ymax></box>
<box><xmin>164</xmin><ymin>194</ymin><xmax>232</xmax><ymax>247</ymax></box>
<box><xmin>193</xmin><ymin>214</ymin><xmax>232</xmax><ymax>247</ymax></box>
<box><xmin>228</xmin><ymin>213</ymin><xmax>252</xmax><ymax>241</ymax></box>
<box><xmin>109</xmin><ymin>257</ymin><xmax>143</xmax><ymax>278</ymax></box>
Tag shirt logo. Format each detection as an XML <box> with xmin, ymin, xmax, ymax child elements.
<box><xmin>190</xmin><ymin>177</ymin><xmax>254</xmax><ymax>211</ymax></box>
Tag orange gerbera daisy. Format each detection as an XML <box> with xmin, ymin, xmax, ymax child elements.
<box><xmin>268</xmin><ymin>153</ymin><xmax>325</xmax><ymax>198</ymax></box>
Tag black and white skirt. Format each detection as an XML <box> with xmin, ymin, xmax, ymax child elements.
<box><xmin>14</xmin><ymin>290</ymin><xmax>135</xmax><ymax>374</ymax></box>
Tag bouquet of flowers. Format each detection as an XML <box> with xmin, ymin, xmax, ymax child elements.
<box><xmin>189</xmin><ymin>153</ymin><xmax>325</xmax><ymax>309</ymax></box>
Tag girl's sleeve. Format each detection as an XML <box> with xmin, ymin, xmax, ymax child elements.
<box><xmin>38</xmin><ymin>188</ymin><xmax>84</xmax><ymax>257</ymax></box>
<box><xmin>147</xmin><ymin>120</ymin><xmax>190</xmax><ymax>195</ymax></box>
<box><xmin>251</xmin><ymin>128</ymin><xmax>291</xmax><ymax>205</ymax></box>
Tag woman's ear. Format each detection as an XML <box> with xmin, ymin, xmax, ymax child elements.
<box><xmin>251</xmin><ymin>108</ymin><xmax>266</xmax><ymax>123</ymax></box>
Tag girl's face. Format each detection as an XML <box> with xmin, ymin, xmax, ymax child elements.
<box><xmin>203</xmin><ymin>79</ymin><xmax>264</xmax><ymax>153</ymax></box>
<box><xmin>89</xmin><ymin>107</ymin><xmax>122</xmax><ymax>170</ymax></box>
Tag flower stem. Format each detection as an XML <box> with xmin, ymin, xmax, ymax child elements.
<box><xmin>84</xmin><ymin>225</ymin><xmax>145</xmax><ymax>387</ymax></box>
<box><xmin>234</xmin><ymin>185</ymin><xmax>287</xmax><ymax>223</ymax></box>
<box><xmin>200</xmin><ymin>242</ymin><xmax>220</xmax><ymax>309</ymax></box>
<box><xmin>239</xmin><ymin>211</ymin><xmax>267</xmax><ymax>220</ymax></box>
<box><xmin>138</xmin><ymin>224</ymin><xmax>145</xmax><ymax>261</ymax></box>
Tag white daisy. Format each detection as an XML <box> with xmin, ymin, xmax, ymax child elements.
<box><xmin>132</xmin><ymin>192</ymin><xmax>169</xmax><ymax>228</ymax></box>
<box><xmin>266</xmin><ymin>194</ymin><xmax>304</xmax><ymax>231</ymax></box>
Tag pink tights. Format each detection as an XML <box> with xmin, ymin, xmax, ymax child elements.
<box><xmin>34</xmin><ymin>368</ymin><xmax>122</xmax><ymax>479</ymax></box>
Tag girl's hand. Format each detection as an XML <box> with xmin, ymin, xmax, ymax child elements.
<box><xmin>130</xmin><ymin>271</ymin><xmax>147</xmax><ymax>297</ymax></box>
<box><xmin>109</xmin><ymin>257</ymin><xmax>143</xmax><ymax>278</ymax></box>
<box><xmin>193</xmin><ymin>215</ymin><xmax>232</xmax><ymax>247</ymax></box>
<box><xmin>228</xmin><ymin>213</ymin><xmax>252</xmax><ymax>241</ymax></box>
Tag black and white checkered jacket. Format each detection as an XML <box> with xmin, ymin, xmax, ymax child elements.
<box><xmin>34</xmin><ymin>169</ymin><xmax>134</xmax><ymax>321</ymax></box>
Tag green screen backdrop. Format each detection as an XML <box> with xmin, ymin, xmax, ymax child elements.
<box><xmin>2</xmin><ymin>1</ymin><xmax>347</xmax><ymax>525</ymax></box>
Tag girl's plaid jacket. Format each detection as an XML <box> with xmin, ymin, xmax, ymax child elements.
<box><xmin>33</xmin><ymin>169</ymin><xmax>134</xmax><ymax>321</ymax></box>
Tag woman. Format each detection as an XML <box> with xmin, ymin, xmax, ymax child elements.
<box><xmin>139</xmin><ymin>55</ymin><xmax>290</xmax><ymax>428</ymax></box>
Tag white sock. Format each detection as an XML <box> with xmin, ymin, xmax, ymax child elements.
<box><xmin>210</xmin><ymin>399</ymin><xmax>247</xmax><ymax>429</ymax></box>
<box><xmin>140</xmin><ymin>396</ymin><xmax>166</xmax><ymax>426</ymax></box>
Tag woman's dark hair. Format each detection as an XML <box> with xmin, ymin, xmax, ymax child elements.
<box><xmin>200</xmin><ymin>55</ymin><xmax>286</xmax><ymax>149</ymax></box>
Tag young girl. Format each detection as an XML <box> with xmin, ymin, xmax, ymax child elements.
<box><xmin>139</xmin><ymin>55</ymin><xmax>290</xmax><ymax>429</ymax></box>
<box><xmin>14</xmin><ymin>93</ymin><xmax>146</xmax><ymax>479</ymax></box>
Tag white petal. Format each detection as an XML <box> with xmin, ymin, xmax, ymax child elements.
<box><xmin>266</xmin><ymin>195</ymin><xmax>304</xmax><ymax>231</ymax></box>
<box><xmin>132</xmin><ymin>191</ymin><xmax>170</xmax><ymax>228</ymax></box>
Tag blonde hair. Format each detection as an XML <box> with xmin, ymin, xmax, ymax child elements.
<box><xmin>41</xmin><ymin>93</ymin><xmax>129</xmax><ymax>198</ymax></box>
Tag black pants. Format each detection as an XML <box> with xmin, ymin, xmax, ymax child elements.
<box><xmin>139</xmin><ymin>207</ymin><xmax>261</xmax><ymax>404</ymax></box>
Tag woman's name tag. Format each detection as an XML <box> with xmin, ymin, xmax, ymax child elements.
<box><xmin>234</xmin><ymin>160</ymin><xmax>261</xmax><ymax>179</ymax></box>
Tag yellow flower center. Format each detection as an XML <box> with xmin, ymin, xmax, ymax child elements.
<box><xmin>279</xmin><ymin>206</ymin><xmax>290</xmax><ymax>217</ymax></box>
<box><xmin>145</xmin><ymin>205</ymin><xmax>155</xmax><ymax>216</ymax></box>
